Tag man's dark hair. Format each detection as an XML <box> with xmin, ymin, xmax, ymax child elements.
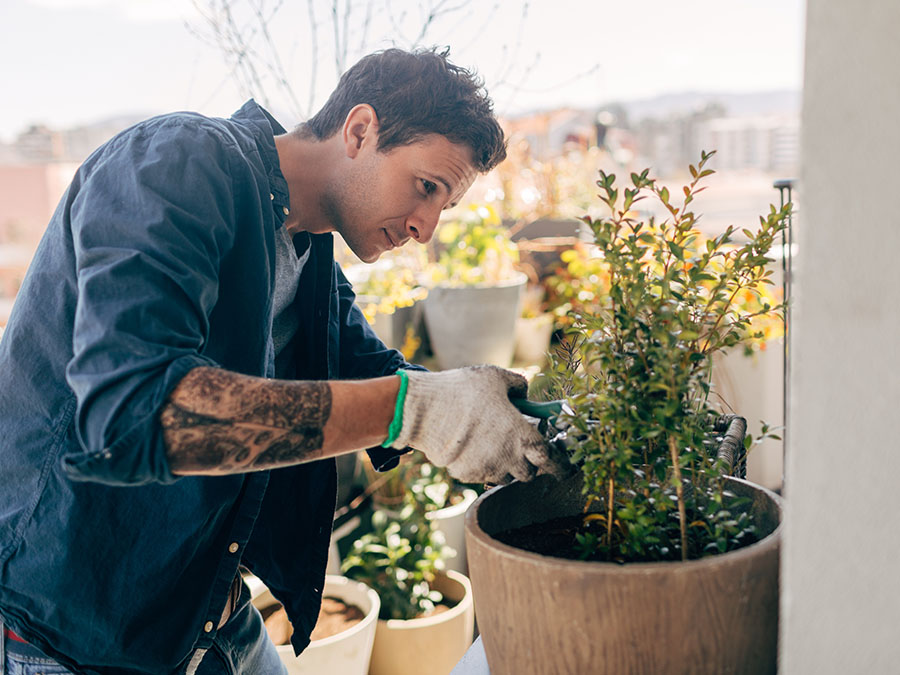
<box><xmin>302</xmin><ymin>47</ymin><xmax>507</xmax><ymax>172</ymax></box>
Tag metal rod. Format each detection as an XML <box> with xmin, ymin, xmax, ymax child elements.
<box><xmin>773</xmin><ymin>178</ymin><xmax>795</xmax><ymax>486</ymax></box>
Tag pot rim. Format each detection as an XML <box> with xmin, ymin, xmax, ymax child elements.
<box><xmin>466</xmin><ymin>476</ymin><xmax>782</xmax><ymax>573</ymax></box>
<box><xmin>427</xmin><ymin>271</ymin><xmax>528</xmax><ymax>291</ymax></box>
<box><xmin>425</xmin><ymin>488</ymin><xmax>478</xmax><ymax>521</ymax></box>
<box><xmin>380</xmin><ymin>569</ymin><xmax>473</xmax><ymax>630</ymax></box>
<box><xmin>304</xmin><ymin>575</ymin><xmax>381</xmax><ymax>648</ymax></box>
<box><xmin>253</xmin><ymin>574</ymin><xmax>381</xmax><ymax>649</ymax></box>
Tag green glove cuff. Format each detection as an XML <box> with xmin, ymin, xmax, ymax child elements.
<box><xmin>380</xmin><ymin>369</ymin><xmax>409</xmax><ymax>448</ymax></box>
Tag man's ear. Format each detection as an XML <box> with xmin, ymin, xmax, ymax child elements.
<box><xmin>342</xmin><ymin>104</ymin><xmax>379</xmax><ymax>159</ymax></box>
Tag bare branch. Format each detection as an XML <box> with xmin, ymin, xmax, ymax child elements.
<box><xmin>307</xmin><ymin>0</ymin><xmax>320</xmax><ymax>115</ymax></box>
<box><xmin>249</xmin><ymin>0</ymin><xmax>305</xmax><ymax>118</ymax></box>
<box><xmin>187</xmin><ymin>0</ymin><xmax>599</xmax><ymax>125</ymax></box>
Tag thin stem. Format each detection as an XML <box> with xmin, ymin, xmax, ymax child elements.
<box><xmin>606</xmin><ymin>467</ymin><xmax>615</xmax><ymax>549</ymax></box>
<box><xmin>668</xmin><ymin>436</ymin><xmax>688</xmax><ymax>561</ymax></box>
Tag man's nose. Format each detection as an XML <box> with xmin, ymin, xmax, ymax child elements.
<box><xmin>404</xmin><ymin>203</ymin><xmax>442</xmax><ymax>244</ymax></box>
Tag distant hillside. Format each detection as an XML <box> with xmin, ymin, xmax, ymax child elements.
<box><xmin>509</xmin><ymin>89</ymin><xmax>801</xmax><ymax>125</ymax></box>
<box><xmin>613</xmin><ymin>89</ymin><xmax>801</xmax><ymax>122</ymax></box>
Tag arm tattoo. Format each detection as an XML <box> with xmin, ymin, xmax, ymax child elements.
<box><xmin>161</xmin><ymin>367</ymin><xmax>332</xmax><ymax>474</ymax></box>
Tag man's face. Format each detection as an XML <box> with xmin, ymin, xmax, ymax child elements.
<box><xmin>323</xmin><ymin>133</ymin><xmax>478</xmax><ymax>263</ymax></box>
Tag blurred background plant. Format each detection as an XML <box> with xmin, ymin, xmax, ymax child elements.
<box><xmin>491</xmin><ymin>143</ymin><xmax>617</xmax><ymax>223</ymax></box>
<box><xmin>353</xmin><ymin>266</ymin><xmax>427</xmax><ymax>325</ymax></box>
<box><xmin>426</xmin><ymin>204</ymin><xmax>520</xmax><ymax>286</ymax></box>
<box><xmin>350</xmin><ymin>246</ymin><xmax>429</xmax><ymax>321</ymax></box>
<box><xmin>543</xmin><ymin>241</ymin><xmax>612</xmax><ymax>329</ymax></box>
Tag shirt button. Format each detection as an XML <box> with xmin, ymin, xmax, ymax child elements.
<box><xmin>228</xmin><ymin>542</ymin><xmax>239</xmax><ymax>554</ymax></box>
<box><xmin>270</xmin><ymin>193</ymin><xmax>275</xmax><ymax>200</ymax></box>
<box><xmin>204</xmin><ymin>621</ymin><xmax>214</xmax><ymax>633</ymax></box>
<box><xmin>282</xmin><ymin>206</ymin><xmax>290</xmax><ymax>216</ymax></box>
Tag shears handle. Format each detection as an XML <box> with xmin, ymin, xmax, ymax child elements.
<box><xmin>510</xmin><ymin>398</ymin><xmax>564</xmax><ymax>419</ymax></box>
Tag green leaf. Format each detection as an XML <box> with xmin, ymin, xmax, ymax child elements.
<box><xmin>667</xmin><ymin>241</ymin><xmax>685</xmax><ymax>260</ymax></box>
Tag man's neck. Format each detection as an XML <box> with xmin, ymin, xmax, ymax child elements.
<box><xmin>274</xmin><ymin>131</ymin><xmax>338</xmax><ymax>236</ymax></box>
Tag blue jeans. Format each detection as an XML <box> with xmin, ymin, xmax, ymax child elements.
<box><xmin>1</xmin><ymin>584</ymin><xmax>287</xmax><ymax>675</ymax></box>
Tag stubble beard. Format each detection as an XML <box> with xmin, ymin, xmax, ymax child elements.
<box><xmin>320</xmin><ymin>191</ymin><xmax>380</xmax><ymax>263</ymax></box>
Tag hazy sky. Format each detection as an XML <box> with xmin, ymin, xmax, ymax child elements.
<box><xmin>0</xmin><ymin>0</ymin><xmax>805</xmax><ymax>142</ymax></box>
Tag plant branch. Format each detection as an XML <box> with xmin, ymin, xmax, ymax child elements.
<box><xmin>669</xmin><ymin>435</ymin><xmax>688</xmax><ymax>561</ymax></box>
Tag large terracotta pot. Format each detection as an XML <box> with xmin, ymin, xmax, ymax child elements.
<box><xmin>465</xmin><ymin>474</ymin><xmax>781</xmax><ymax>675</ymax></box>
<box><xmin>368</xmin><ymin>569</ymin><xmax>475</xmax><ymax>675</ymax></box>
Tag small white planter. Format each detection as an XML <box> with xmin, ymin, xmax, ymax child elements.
<box><xmin>251</xmin><ymin>575</ymin><xmax>380</xmax><ymax>675</ymax></box>
<box><xmin>368</xmin><ymin>570</ymin><xmax>475</xmax><ymax>675</ymax></box>
<box><xmin>513</xmin><ymin>313</ymin><xmax>555</xmax><ymax>366</ymax></box>
<box><xmin>427</xmin><ymin>489</ymin><xmax>478</xmax><ymax>574</ymax></box>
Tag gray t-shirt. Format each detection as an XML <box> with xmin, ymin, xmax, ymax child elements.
<box><xmin>272</xmin><ymin>226</ymin><xmax>310</xmax><ymax>375</ymax></box>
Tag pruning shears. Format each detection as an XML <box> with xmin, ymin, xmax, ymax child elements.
<box><xmin>509</xmin><ymin>398</ymin><xmax>566</xmax><ymax>420</ymax></box>
<box><xmin>510</xmin><ymin>398</ymin><xmax>599</xmax><ymax>456</ymax></box>
<box><xmin>509</xmin><ymin>397</ymin><xmax>576</xmax><ymax>449</ymax></box>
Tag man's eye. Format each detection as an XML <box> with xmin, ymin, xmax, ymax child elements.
<box><xmin>422</xmin><ymin>179</ymin><xmax>437</xmax><ymax>195</ymax></box>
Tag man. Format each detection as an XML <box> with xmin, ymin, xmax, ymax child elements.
<box><xmin>0</xmin><ymin>48</ymin><xmax>568</xmax><ymax>673</ymax></box>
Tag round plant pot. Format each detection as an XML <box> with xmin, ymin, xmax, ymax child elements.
<box><xmin>368</xmin><ymin>569</ymin><xmax>475</xmax><ymax>675</ymax></box>
<box><xmin>427</xmin><ymin>489</ymin><xmax>478</xmax><ymax>575</ymax></box>
<box><xmin>513</xmin><ymin>313</ymin><xmax>555</xmax><ymax>366</ymax></box>
<box><xmin>465</xmin><ymin>474</ymin><xmax>781</xmax><ymax>675</ymax></box>
<box><xmin>251</xmin><ymin>575</ymin><xmax>380</xmax><ymax>675</ymax></box>
<box><xmin>423</xmin><ymin>273</ymin><xmax>527</xmax><ymax>369</ymax></box>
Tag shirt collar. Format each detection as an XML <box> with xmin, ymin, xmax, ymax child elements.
<box><xmin>230</xmin><ymin>100</ymin><xmax>291</xmax><ymax>226</ymax></box>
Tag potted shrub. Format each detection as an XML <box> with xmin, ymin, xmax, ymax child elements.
<box><xmin>248</xmin><ymin>574</ymin><xmax>380</xmax><ymax>675</ymax></box>
<box><xmin>465</xmin><ymin>152</ymin><xmax>791</xmax><ymax>674</ymax></box>
<box><xmin>342</xmin><ymin>476</ymin><xmax>475</xmax><ymax>675</ymax></box>
<box><xmin>423</xmin><ymin>204</ymin><xmax>527</xmax><ymax>369</ymax></box>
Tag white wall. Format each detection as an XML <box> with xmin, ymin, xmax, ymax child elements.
<box><xmin>782</xmin><ymin>1</ymin><xmax>900</xmax><ymax>671</ymax></box>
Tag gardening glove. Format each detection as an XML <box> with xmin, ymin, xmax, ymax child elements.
<box><xmin>388</xmin><ymin>365</ymin><xmax>573</xmax><ymax>484</ymax></box>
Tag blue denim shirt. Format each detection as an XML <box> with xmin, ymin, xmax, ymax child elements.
<box><xmin>0</xmin><ymin>101</ymin><xmax>416</xmax><ymax>674</ymax></box>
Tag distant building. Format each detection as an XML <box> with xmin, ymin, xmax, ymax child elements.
<box><xmin>5</xmin><ymin>115</ymin><xmax>143</xmax><ymax>165</ymax></box>
<box><xmin>14</xmin><ymin>125</ymin><xmax>66</xmax><ymax>162</ymax></box>
<box><xmin>0</xmin><ymin>115</ymin><xmax>138</xmax><ymax>324</ymax></box>
<box><xmin>0</xmin><ymin>162</ymin><xmax>79</xmax><ymax>324</ymax></box>
<box><xmin>501</xmin><ymin>108</ymin><xmax>600</xmax><ymax>160</ymax></box>
<box><xmin>699</xmin><ymin>115</ymin><xmax>800</xmax><ymax>173</ymax></box>
<box><xmin>630</xmin><ymin>103</ymin><xmax>799</xmax><ymax>176</ymax></box>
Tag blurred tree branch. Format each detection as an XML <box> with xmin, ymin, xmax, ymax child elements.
<box><xmin>188</xmin><ymin>0</ymin><xmax>598</xmax><ymax>123</ymax></box>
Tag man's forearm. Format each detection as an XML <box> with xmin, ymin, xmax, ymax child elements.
<box><xmin>161</xmin><ymin>366</ymin><xmax>398</xmax><ymax>475</ymax></box>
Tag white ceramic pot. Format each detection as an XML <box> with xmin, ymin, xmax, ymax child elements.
<box><xmin>251</xmin><ymin>575</ymin><xmax>380</xmax><ymax>675</ymax></box>
<box><xmin>368</xmin><ymin>570</ymin><xmax>475</xmax><ymax>675</ymax></box>
<box><xmin>427</xmin><ymin>489</ymin><xmax>478</xmax><ymax>574</ymax></box>
<box><xmin>513</xmin><ymin>313</ymin><xmax>555</xmax><ymax>366</ymax></box>
<box><xmin>423</xmin><ymin>273</ymin><xmax>527</xmax><ymax>369</ymax></box>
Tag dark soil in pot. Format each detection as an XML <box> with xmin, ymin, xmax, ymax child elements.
<box><xmin>493</xmin><ymin>511</ymin><xmax>763</xmax><ymax>563</ymax></box>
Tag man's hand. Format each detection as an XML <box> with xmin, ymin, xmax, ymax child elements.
<box><xmin>389</xmin><ymin>365</ymin><xmax>572</xmax><ymax>484</ymax></box>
